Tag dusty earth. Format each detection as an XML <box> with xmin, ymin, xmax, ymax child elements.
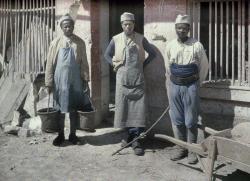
<box><xmin>0</xmin><ymin>122</ymin><xmax>250</xmax><ymax>181</ymax></box>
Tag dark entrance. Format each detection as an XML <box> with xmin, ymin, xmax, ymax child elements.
<box><xmin>108</xmin><ymin>0</ymin><xmax>144</xmax><ymax>104</ymax></box>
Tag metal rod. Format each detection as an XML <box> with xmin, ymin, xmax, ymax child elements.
<box><xmin>226</xmin><ymin>1</ymin><xmax>229</xmax><ymax>80</ymax></box>
<box><xmin>232</xmin><ymin>1</ymin><xmax>235</xmax><ymax>85</ymax></box>
<box><xmin>220</xmin><ymin>1</ymin><xmax>223</xmax><ymax>79</ymax></box>
<box><xmin>238</xmin><ymin>0</ymin><xmax>242</xmax><ymax>85</ymax></box>
<box><xmin>214</xmin><ymin>1</ymin><xmax>218</xmax><ymax>80</ymax></box>
<box><xmin>241</xmin><ymin>0</ymin><xmax>245</xmax><ymax>82</ymax></box>
<box><xmin>209</xmin><ymin>1</ymin><xmax>212</xmax><ymax>81</ymax></box>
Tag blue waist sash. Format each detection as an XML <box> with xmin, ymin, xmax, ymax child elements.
<box><xmin>170</xmin><ymin>63</ymin><xmax>199</xmax><ymax>85</ymax></box>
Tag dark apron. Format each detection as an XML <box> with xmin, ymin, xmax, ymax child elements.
<box><xmin>114</xmin><ymin>42</ymin><xmax>146</xmax><ymax>128</ymax></box>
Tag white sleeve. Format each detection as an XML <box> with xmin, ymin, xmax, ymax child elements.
<box><xmin>164</xmin><ymin>43</ymin><xmax>171</xmax><ymax>75</ymax></box>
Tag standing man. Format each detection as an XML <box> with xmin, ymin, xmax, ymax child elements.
<box><xmin>165</xmin><ymin>15</ymin><xmax>208</xmax><ymax>164</ymax></box>
<box><xmin>45</xmin><ymin>14</ymin><xmax>91</xmax><ymax>146</ymax></box>
<box><xmin>104</xmin><ymin>12</ymin><xmax>156</xmax><ymax>156</ymax></box>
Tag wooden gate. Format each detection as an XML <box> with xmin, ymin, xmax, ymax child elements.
<box><xmin>190</xmin><ymin>0</ymin><xmax>250</xmax><ymax>86</ymax></box>
<box><xmin>0</xmin><ymin>0</ymin><xmax>55</xmax><ymax>76</ymax></box>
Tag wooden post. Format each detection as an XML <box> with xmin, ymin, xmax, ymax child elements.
<box><xmin>232</xmin><ymin>1</ymin><xmax>235</xmax><ymax>85</ymax></box>
<box><xmin>214</xmin><ymin>1</ymin><xmax>218</xmax><ymax>80</ymax></box>
<box><xmin>207</xmin><ymin>139</ymin><xmax>217</xmax><ymax>181</ymax></box>
<box><xmin>50</xmin><ymin>0</ymin><xmax>53</xmax><ymax>41</ymax></box>
<box><xmin>208</xmin><ymin>1</ymin><xmax>212</xmax><ymax>81</ymax></box>
<box><xmin>17</xmin><ymin>0</ymin><xmax>20</xmax><ymax>73</ymax></box>
<box><xmin>24</xmin><ymin>0</ymin><xmax>28</xmax><ymax>74</ymax></box>
<box><xmin>10</xmin><ymin>0</ymin><xmax>14</xmax><ymax>80</ymax></box>
<box><xmin>43</xmin><ymin>0</ymin><xmax>46</xmax><ymax>72</ymax></box>
<box><xmin>0</xmin><ymin>1</ymin><xmax>3</xmax><ymax>70</ymax></box>
<box><xmin>219</xmin><ymin>1</ymin><xmax>223</xmax><ymax>79</ymax></box>
<box><xmin>22</xmin><ymin>0</ymin><xmax>25</xmax><ymax>74</ymax></box>
<box><xmin>238</xmin><ymin>0</ymin><xmax>242</xmax><ymax>85</ymax></box>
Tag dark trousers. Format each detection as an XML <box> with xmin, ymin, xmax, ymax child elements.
<box><xmin>58</xmin><ymin>111</ymin><xmax>78</xmax><ymax>135</ymax></box>
<box><xmin>127</xmin><ymin>127</ymin><xmax>144</xmax><ymax>138</ymax></box>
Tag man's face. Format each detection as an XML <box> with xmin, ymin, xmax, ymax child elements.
<box><xmin>61</xmin><ymin>20</ymin><xmax>74</xmax><ymax>37</ymax></box>
<box><xmin>121</xmin><ymin>20</ymin><xmax>135</xmax><ymax>36</ymax></box>
<box><xmin>175</xmin><ymin>23</ymin><xmax>190</xmax><ymax>40</ymax></box>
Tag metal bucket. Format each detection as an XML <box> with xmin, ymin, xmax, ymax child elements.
<box><xmin>37</xmin><ymin>108</ymin><xmax>59</xmax><ymax>133</ymax></box>
<box><xmin>77</xmin><ymin>110</ymin><xmax>96</xmax><ymax>132</ymax></box>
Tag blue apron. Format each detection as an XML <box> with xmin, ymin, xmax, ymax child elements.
<box><xmin>53</xmin><ymin>47</ymin><xmax>90</xmax><ymax>113</ymax></box>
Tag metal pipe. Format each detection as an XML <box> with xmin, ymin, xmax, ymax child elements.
<box><xmin>220</xmin><ymin>1</ymin><xmax>223</xmax><ymax>79</ymax></box>
<box><xmin>209</xmin><ymin>1</ymin><xmax>212</xmax><ymax>81</ymax></box>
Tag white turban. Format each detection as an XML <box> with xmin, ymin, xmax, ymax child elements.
<box><xmin>120</xmin><ymin>12</ymin><xmax>135</xmax><ymax>22</ymax></box>
<box><xmin>59</xmin><ymin>13</ymin><xmax>74</xmax><ymax>26</ymax></box>
<box><xmin>175</xmin><ymin>14</ymin><xmax>190</xmax><ymax>25</ymax></box>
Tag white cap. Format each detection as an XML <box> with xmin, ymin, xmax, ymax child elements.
<box><xmin>120</xmin><ymin>12</ymin><xmax>135</xmax><ymax>22</ymax></box>
<box><xmin>59</xmin><ymin>13</ymin><xmax>74</xmax><ymax>26</ymax></box>
<box><xmin>175</xmin><ymin>14</ymin><xmax>190</xmax><ymax>25</ymax></box>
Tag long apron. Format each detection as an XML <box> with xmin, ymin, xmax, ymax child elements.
<box><xmin>53</xmin><ymin>47</ymin><xmax>90</xmax><ymax>113</ymax></box>
<box><xmin>114</xmin><ymin>42</ymin><xmax>145</xmax><ymax>128</ymax></box>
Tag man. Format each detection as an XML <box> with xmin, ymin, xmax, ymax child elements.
<box><xmin>104</xmin><ymin>12</ymin><xmax>156</xmax><ymax>156</ymax></box>
<box><xmin>165</xmin><ymin>15</ymin><xmax>208</xmax><ymax>164</ymax></box>
<box><xmin>45</xmin><ymin>14</ymin><xmax>91</xmax><ymax>146</ymax></box>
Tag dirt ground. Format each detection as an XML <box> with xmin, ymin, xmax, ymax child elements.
<box><xmin>0</xmin><ymin>122</ymin><xmax>250</xmax><ymax>181</ymax></box>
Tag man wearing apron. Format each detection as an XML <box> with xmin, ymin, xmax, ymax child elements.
<box><xmin>165</xmin><ymin>15</ymin><xmax>208</xmax><ymax>164</ymax></box>
<box><xmin>45</xmin><ymin>14</ymin><xmax>92</xmax><ymax>146</ymax></box>
<box><xmin>104</xmin><ymin>12</ymin><xmax>156</xmax><ymax>156</ymax></box>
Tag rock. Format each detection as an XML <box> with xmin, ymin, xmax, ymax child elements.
<box><xmin>23</xmin><ymin>116</ymin><xmax>42</xmax><ymax>130</ymax></box>
<box><xmin>231</xmin><ymin>122</ymin><xmax>250</xmax><ymax>144</ymax></box>
<box><xmin>11</xmin><ymin>111</ymin><xmax>20</xmax><ymax>126</ymax></box>
<box><xmin>4</xmin><ymin>125</ymin><xmax>20</xmax><ymax>135</ymax></box>
<box><xmin>18</xmin><ymin>128</ymin><xmax>31</xmax><ymax>137</ymax></box>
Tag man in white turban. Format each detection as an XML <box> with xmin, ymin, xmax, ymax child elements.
<box><xmin>104</xmin><ymin>12</ymin><xmax>156</xmax><ymax>156</ymax></box>
<box><xmin>164</xmin><ymin>14</ymin><xmax>208</xmax><ymax>164</ymax></box>
<box><xmin>45</xmin><ymin>14</ymin><xmax>92</xmax><ymax>146</ymax></box>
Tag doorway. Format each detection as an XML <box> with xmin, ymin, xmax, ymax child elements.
<box><xmin>108</xmin><ymin>0</ymin><xmax>144</xmax><ymax>104</ymax></box>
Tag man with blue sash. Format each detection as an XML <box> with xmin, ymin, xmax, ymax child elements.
<box><xmin>45</xmin><ymin>14</ymin><xmax>92</xmax><ymax>146</ymax></box>
<box><xmin>165</xmin><ymin>15</ymin><xmax>208</xmax><ymax>164</ymax></box>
